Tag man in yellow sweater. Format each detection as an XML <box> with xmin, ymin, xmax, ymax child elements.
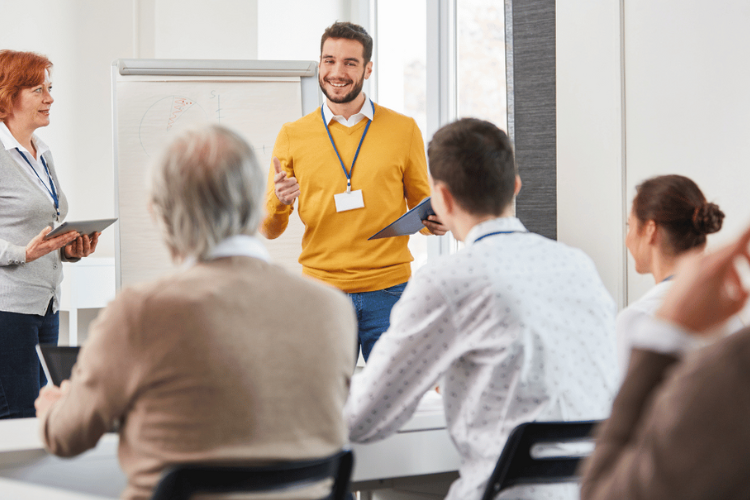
<box><xmin>261</xmin><ymin>21</ymin><xmax>446</xmax><ymax>360</ymax></box>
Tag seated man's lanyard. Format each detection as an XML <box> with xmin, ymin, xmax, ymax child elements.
<box><xmin>321</xmin><ymin>100</ymin><xmax>375</xmax><ymax>193</ymax></box>
<box><xmin>474</xmin><ymin>230</ymin><xmax>525</xmax><ymax>243</ymax></box>
<box><xmin>16</xmin><ymin>148</ymin><xmax>60</xmax><ymax>220</ymax></box>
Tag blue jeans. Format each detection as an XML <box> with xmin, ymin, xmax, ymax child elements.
<box><xmin>347</xmin><ymin>282</ymin><xmax>407</xmax><ymax>361</ymax></box>
<box><xmin>0</xmin><ymin>299</ymin><xmax>59</xmax><ymax>419</ymax></box>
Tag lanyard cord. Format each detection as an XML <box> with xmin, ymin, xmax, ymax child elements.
<box><xmin>321</xmin><ymin>99</ymin><xmax>375</xmax><ymax>193</ymax></box>
<box><xmin>473</xmin><ymin>230</ymin><xmax>526</xmax><ymax>243</ymax></box>
<box><xmin>15</xmin><ymin>148</ymin><xmax>59</xmax><ymax>217</ymax></box>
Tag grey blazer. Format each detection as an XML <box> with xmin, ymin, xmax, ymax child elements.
<box><xmin>0</xmin><ymin>145</ymin><xmax>69</xmax><ymax>315</ymax></box>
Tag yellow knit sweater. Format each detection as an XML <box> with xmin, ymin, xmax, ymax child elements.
<box><xmin>261</xmin><ymin>103</ymin><xmax>431</xmax><ymax>293</ymax></box>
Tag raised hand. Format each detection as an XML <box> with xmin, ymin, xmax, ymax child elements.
<box><xmin>657</xmin><ymin>223</ymin><xmax>750</xmax><ymax>333</ymax></box>
<box><xmin>273</xmin><ymin>157</ymin><xmax>300</xmax><ymax>206</ymax></box>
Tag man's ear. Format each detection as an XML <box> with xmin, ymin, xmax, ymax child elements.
<box><xmin>435</xmin><ymin>182</ymin><xmax>455</xmax><ymax>215</ymax></box>
<box><xmin>364</xmin><ymin>61</ymin><xmax>373</xmax><ymax>80</ymax></box>
<box><xmin>514</xmin><ymin>175</ymin><xmax>522</xmax><ymax>196</ymax></box>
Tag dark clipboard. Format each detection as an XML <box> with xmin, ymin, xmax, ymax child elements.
<box><xmin>44</xmin><ymin>218</ymin><xmax>118</xmax><ymax>240</ymax></box>
<box><xmin>369</xmin><ymin>197</ymin><xmax>436</xmax><ymax>240</ymax></box>
<box><xmin>36</xmin><ymin>344</ymin><xmax>80</xmax><ymax>386</ymax></box>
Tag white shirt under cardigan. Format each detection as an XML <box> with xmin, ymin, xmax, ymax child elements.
<box><xmin>0</xmin><ymin>122</ymin><xmax>55</xmax><ymax>204</ymax></box>
<box><xmin>345</xmin><ymin>217</ymin><xmax>619</xmax><ymax>500</ymax></box>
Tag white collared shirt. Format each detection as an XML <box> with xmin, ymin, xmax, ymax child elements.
<box><xmin>183</xmin><ymin>235</ymin><xmax>270</xmax><ymax>268</ymax></box>
<box><xmin>345</xmin><ymin>217</ymin><xmax>618</xmax><ymax>500</ymax></box>
<box><xmin>0</xmin><ymin>122</ymin><xmax>55</xmax><ymax>204</ymax></box>
<box><xmin>322</xmin><ymin>94</ymin><xmax>374</xmax><ymax>127</ymax></box>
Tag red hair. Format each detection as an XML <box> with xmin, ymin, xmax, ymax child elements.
<box><xmin>0</xmin><ymin>50</ymin><xmax>53</xmax><ymax>121</ymax></box>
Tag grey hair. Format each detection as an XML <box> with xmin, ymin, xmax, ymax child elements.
<box><xmin>148</xmin><ymin>123</ymin><xmax>265</xmax><ymax>261</ymax></box>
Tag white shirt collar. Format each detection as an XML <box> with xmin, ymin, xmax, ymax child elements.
<box><xmin>465</xmin><ymin>217</ymin><xmax>528</xmax><ymax>246</ymax></box>
<box><xmin>0</xmin><ymin>121</ymin><xmax>50</xmax><ymax>157</ymax></box>
<box><xmin>322</xmin><ymin>94</ymin><xmax>374</xmax><ymax>127</ymax></box>
<box><xmin>183</xmin><ymin>235</ymin><xmax>270</xmax><ymax>268</ymax></box>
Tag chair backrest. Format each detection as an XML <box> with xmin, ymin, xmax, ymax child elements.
<box><xmin>150</xmin><ymin>449</ymin><xmax>354</xmax><ymax>500</ymax></box>
<box><xmin>481</xmin><ymin>420</ymin><xmax>599</xmax><ymax>500</ymax></box>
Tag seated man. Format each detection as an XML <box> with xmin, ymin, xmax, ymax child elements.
<box><xmin>581</xmin><ymin>224</ymin><xmax>750</xmax><ymax>499</ymax></box>
<box><xmin>35</xmin><ymin>124</ymin><xmax>357</xmax><ymax>500</ymax></box>
<box><xmin>344</xmin><ymin>118</ymin><xmax>618</xmax><ymax>499</ymax></box>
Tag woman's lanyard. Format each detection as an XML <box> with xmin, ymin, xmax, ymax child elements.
<box><xmin>15</xmin><ymin>147</ymin><xmax>60</xmax><ymax>219</ymax></box>
<box><xmin>321</xmin><ymin>100</ymin><xmax>375</xmax><ymax>193</ymax></box>
<box><xmin>661</xmin><ymin>275</ymin><xmax>675</xmax><ymax>283</ymax></box>
<box><xmin>474</xmin><ymin>230</ymin><xmax>525</xmax><ymax>243</ymax></box>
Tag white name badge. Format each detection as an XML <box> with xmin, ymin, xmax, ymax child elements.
<box><xmin>334</xmin><ymin>189</ymin><xmax>365</xmax><ymax>212</ymax></box>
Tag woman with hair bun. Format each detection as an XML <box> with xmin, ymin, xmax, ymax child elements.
<box><xmin>617</xmin><ymin>174</ymin><xmax>742</xmax><ymax>375</ymax></box>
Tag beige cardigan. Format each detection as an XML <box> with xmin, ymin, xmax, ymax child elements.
<box><xmin>41</xmin><ymin>256</ymin><xmax>357</xmax><ymax>500</ymax></box>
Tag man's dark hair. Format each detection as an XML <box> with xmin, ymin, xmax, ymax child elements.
<box><xmin>321</xmin><ymin>22</ymin><xmax>373</xmax><ymax>64</ymax></box>
<box><xmin>428</xmin><ymin>118</ymin><xmax>517</xmax><ymax>216</ymax></box>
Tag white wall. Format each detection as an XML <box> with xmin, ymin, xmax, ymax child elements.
<box><xmin>623</xmin><ymin>0</ymin><xmax>750</xmax><ymax>303</ymax></box>
<box><xmin>556</xmin><ymin>0</ymin><xmax>626</xmax><ymax>307</ymax></box>
<box><xmin>557</xmin><ymin>0</ymin><xmax>750</xmax><ymax>309</ymax></box>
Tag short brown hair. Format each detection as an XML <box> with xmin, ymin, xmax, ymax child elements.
<box><xmin>0</xmin><ymin>50</ymin><xmax>52</xmax><ymax>121</ymax></box>
<box><xmin>321</xmin><ymin>22</ymin><xmax>373</xmax><ymax>63</ymax></box>
<box><xmin>632</xmin><ymin>174</ymin><xmax>724</xmax><ymax>255</ymax></box>
<box><xmin>428</xmin><ymin>118</ymin><xmax>516</xmax><ymax>216</ymax></box>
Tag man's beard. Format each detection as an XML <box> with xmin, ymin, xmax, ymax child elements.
<box><xmin>319</xmin><ymin>70</ymin><xmax>365</xmax><ymax>104</ymax></box>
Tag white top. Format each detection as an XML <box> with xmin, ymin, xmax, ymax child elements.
<box><xmin>322</xmin><ymin>94</ymin><xmax>374</xmax><ymax>127</ymax></box>
<box><xmin>0</xmin><ymin>121</ymin><xmax>55</xmax><ymax>204</ymax></box>
<box><xmin>617</xmin><ymin>279</ymin><xmax>745</xmax><ymax>378</ymax></box>
<box><xmin>345</xmin><ymin>217</ymin><xmax>619</xmax><ymax>500</ymax></box>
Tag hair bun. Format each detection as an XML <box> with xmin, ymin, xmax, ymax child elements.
<box><xmin>692</xmin><ymin>202</ymin><xmax>724</xmax><ymax>234</ymax></box>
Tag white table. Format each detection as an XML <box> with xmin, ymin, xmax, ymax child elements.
<box><xmin>0</xmin><ymin>393</ymin><xmax>460</xmax><ymax>499</ymax></box>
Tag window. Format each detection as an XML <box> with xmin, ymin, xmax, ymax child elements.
<box><xmin>457</xmin><ymin>0</ymin><xmax>507</xmax><ymax>130</ymax></box>
<box><xmin>374</xmin><ymin>0</ymin><xmax>430</xmax><ymax>271</ymax></box>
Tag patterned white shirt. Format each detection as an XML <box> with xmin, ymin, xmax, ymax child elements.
<box><xmin>345</xmin><ymin>217</ymin><xmax>618</xmax><ymax>500</ymax></box>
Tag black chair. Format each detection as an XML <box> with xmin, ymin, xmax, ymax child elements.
<box><xmin>150</xmin><ymin>449</ymin><xmax>354</xmax><ymax>500</ymax></box>
<box><xmin>481</xmin><ymin>420</ymin><xmax>600</xmax><ymax>500</ymax></box>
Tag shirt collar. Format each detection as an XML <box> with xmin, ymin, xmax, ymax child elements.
<box><xmin>0</xmin><ymin>121</ymin><xmax>50</xmax><ymax>158</ymax></box>
<box><xmin>465</xmin><ymin>217</ymin><xmax>528</xmax><ymax>246</ymax></box>
<box><xmin>322</xmin><ymin>94</ymin><xmax>374</xmax><ymax>127</ymax></box>
<box><xmin>183</xmin><ymin>234</ymin><xmax>271</xmax><ymax>268</ymax></box>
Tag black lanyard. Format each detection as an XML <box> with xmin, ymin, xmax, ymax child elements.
<box><xmin>321</xmin><ymin>100</ymin><xmax>374</xmax><ymax>192</ymax></box>
<box><xmin>16</xmin><ymin>148</ymin><xmax>59</xmax><ymax>218</ymax></box>
<box><xmin>474</xmin><ymin>230</ymin><xmax>525</xmax><ymax>243</ymax></box>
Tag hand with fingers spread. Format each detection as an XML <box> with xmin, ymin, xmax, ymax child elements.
<box><xmin>26</xmin><ymin>226</ymin><xmax>79</xmax><ymax>263</ymax></box>
<box><xmin>64</xmin><ymin>231</ymin><xmax>100</xmax><ymax>259</ymax></box>
<box><xmin>272</xmin><ymin>157</ymin><xmax>300</xmax><ymax>205</ymax></box>
<box><xmin>657</xmin><ymin>223</ymin><xmax>750</xmax><ymax>334</ymax></box>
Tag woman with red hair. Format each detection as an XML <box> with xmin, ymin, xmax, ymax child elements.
<box><xmin>0</xmin><ymin>50</ymin><xmax>98</xmax><ymax>418</ymax></box>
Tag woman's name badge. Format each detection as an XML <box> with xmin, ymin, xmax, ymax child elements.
<box><xmin>334</xmin><ymin>189</ymin><xmax>365</xmax><ymax>212</ymax></box>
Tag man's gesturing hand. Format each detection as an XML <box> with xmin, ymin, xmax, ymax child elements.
<box><xmin>273</xmin><ymin>157</ymin><xmax>300</xmax><ymax>205</ymax></box>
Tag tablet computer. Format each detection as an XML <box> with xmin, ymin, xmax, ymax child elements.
<box><xmin>369</xmin><ymin>197</ymin><xmax>437</xmax><ymax>240</ymax></box>
<box><xmin>44</xmin><ymin>218</ymin><xmax>117</xmax><ymax>240</ymax></box>
<box><xmin>36</xmin><ymin>344</ymin><xmax>80</xmax><ymax>386</ymax></box>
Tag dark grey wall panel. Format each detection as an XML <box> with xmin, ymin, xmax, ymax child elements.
<box><xmin>506</xmin><ymin>0</ymin><xmax>557</xmax><ymax>239</ymax></box>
